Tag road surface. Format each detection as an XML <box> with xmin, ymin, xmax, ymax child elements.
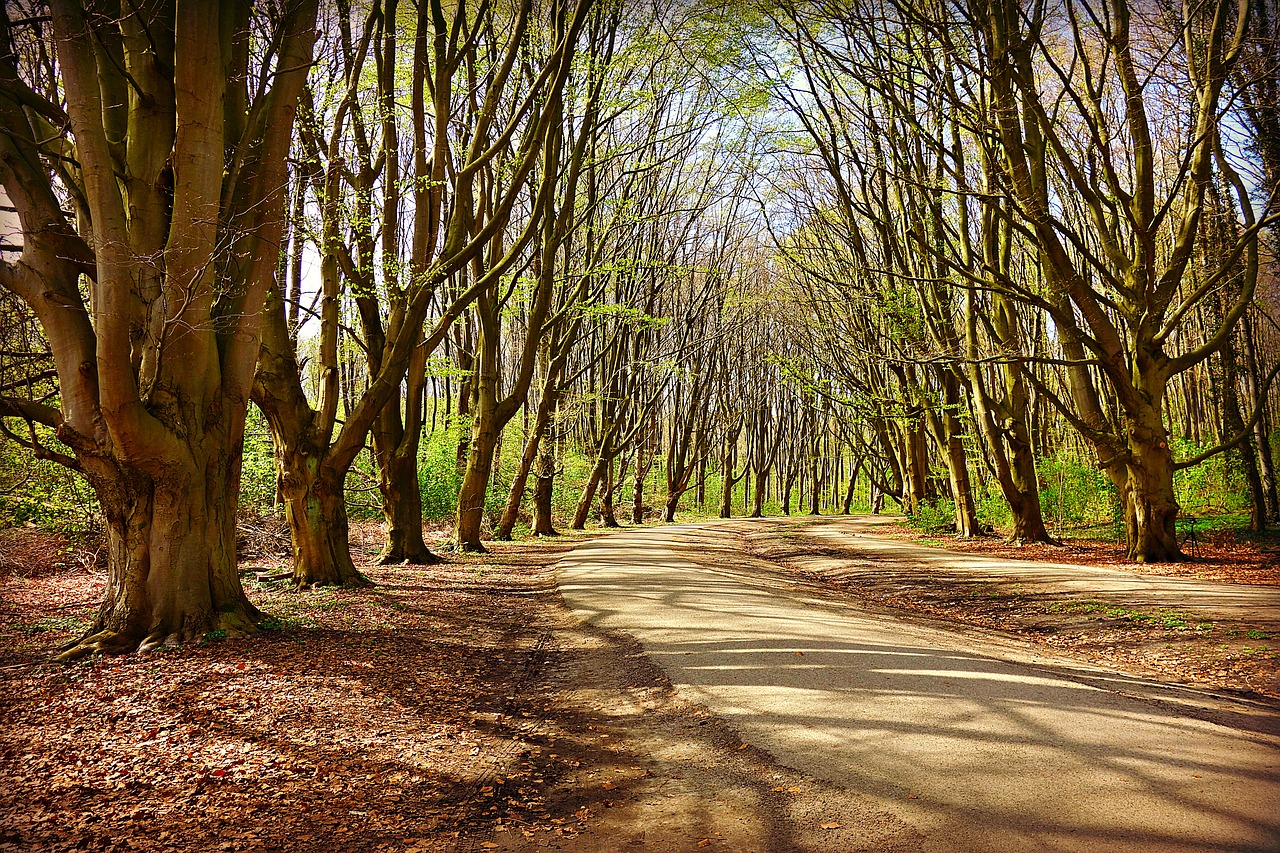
<box><xmin>556</xmin><ymin>520</ymin><xmax>1280</xmax><ymax>852</ymax></box>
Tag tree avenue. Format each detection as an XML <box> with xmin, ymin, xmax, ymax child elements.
<box><xmin>0</xmin><ymin>0</ymin><xmax>1276</xmax><ymax>659</ymax></box>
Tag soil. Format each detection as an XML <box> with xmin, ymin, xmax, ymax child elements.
<box><xmin>2</xmin><ymin>516</ymin><xmax>1277</xmax><ymax>852</ymax></box>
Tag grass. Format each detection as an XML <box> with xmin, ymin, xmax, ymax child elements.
<box><xmin>15</xmin><ymin>615</ymin><xmax>91</xmax><ymax>635</ymax></box>
<box><xmin>1043</xmin><ymin>599</ymin><xmax>1210</xmax><ymax>631</ymax></box>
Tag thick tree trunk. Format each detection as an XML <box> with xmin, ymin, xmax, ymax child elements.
<box><xmin>1003</xmin><ymin>450</ymin><xmax>1054</xmax><ymax>545</ymax></box>
<box><xmin>532</xmin><ymin>468</ymin><xmax>558</xmax><ymax>536</ymax></box>
<box><xmin>279</xmin><ymin>449</ymin><xmax>369</xmax><ymax>587</ymax></box>
<box><xmin>1124</xmin><ymin>402</ymin><xmax>1184</xmax><ymax>562</ymax></box>
<box><xmin>376</xmin><ymin>447</ymin><xmax>437</xmax><ymax>564</ymax></box>
<box><xmin>455</xmin><ymin>405</ymin><xmax>502</xmax><ymax>552</ymax></box>
<box><xmin>60</xmin><ymin>447</ymin><xmax>260</xmax><ymax>660</ymax></box>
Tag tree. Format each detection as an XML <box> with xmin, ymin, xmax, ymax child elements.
<box><xmin>0</xmin><ymin>0</ymin><xmax>318</xmax><ymax>655</ymax></box>
<box><xmin>252</xmin><ymin>0</ymin><xmax>592</xmax><ymax>583</ymax></box>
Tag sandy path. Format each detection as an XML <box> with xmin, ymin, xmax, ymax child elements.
<box><xmin>557</xmin><ymin>520</ymin><xmax>1280</xmax><ymax>852</ymax></box>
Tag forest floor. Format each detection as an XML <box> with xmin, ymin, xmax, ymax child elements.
<box><xmin>1</xmin><ymin>515</ymin><xmax>1278</xmax><ymax>852</ymax></box>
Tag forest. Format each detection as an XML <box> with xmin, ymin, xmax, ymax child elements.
<box><xmin>0</xmin><ymin>0</ymin><xmax>1276</xmax><ymax>664</ymax></box>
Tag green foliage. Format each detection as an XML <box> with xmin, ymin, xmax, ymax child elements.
<box><xmin>0</xmin><ymin>439</ymin><xmax>97</xmax><ymax>533</ymax></box>
<box><xmin>1037</xmin><ymin>451</ymin><xmax>1117</xmax><ymax>530</ymax></box>
<box><xmin>975</xmin><ymin>484</ymin><xmax>1012</xmax><ymax>532</ymax></box>
<box><xmin>908</xmin><ymin>498</ymin><xmax>956</xmax><ymax>533</ymax></box>
<box><xmin>1171</xmin><ymin>437</ymin><xmax>1249</xmax><ymax>516</ymax></box>
<box><xmin>419</xmin><ymin>423</ymin><xmax>466</xmax><ymax>521</ymax></box>
<box><xmin>239</xmin><ymin>408</ymin><xmax>278</xmax><ymax>514</ymax></box>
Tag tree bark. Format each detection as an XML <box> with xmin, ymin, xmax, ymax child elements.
<box><xmin>278</xmin><ymin>449</ymin><xmax>367</xmax><ymax>587</ymax></box>
<box><xmin>572</xmin><ymin>456</ymin><xmax>608</xmax><ymax>530</ymax></box>
<box><xmin>750</xmin><ymin>469</ymin><xmax>768</xmax><ymax>518</ymax></box>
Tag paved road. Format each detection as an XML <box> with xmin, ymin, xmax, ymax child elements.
<box><xmin>557</xmin><ymin>520</ymin><xmax>1280</xmax><ymax>852</ymax></box>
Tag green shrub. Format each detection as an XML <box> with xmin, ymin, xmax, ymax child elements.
<box><xmin>1171</xmin><ymin>437</ymin><xmax>1248</xmax><ymax>516</ymax></box>
<box><xmin>909</xmin><ymin>497</ymin><xmax>956</xmax><ymax>532</ymax></box>
<box><xmin>420</xmin><ymin>424</ymin><xmax>465</xmax><ymax>521</ymax></box>
<box><xmin>1038</xmin><ymin>451</ymin><xmax>1116</xmax><ymax>529</ymax></box>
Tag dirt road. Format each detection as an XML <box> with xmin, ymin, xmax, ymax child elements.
<box><xmin>557</xmin><ymin>520</ymin><xmax>1280</xmax><ymax>852</ymax></box>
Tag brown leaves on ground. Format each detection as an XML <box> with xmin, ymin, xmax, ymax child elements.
<box><xmin>0</xmin><ymin>523</ymin><xmax>607</xmax><ymax>853</ymax></box>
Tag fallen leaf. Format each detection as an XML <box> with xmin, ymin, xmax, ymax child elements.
<box><xmin>820</xmin><ymin>821</ymin><xmax>842</xmax><ymax>830</ymax></box>
<box><xmin>697</xmin><ymin>841</ymin><xmax>712</xmax><ymax>848</ymax></box>
<box><xmin>601</xmin><ymin>781</ymin><xmax>617</xmax><ymax>790</ymax></box>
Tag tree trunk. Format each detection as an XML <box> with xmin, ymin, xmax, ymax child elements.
<box><xmin>719</xmin><ymin>451</ymin><xmax>734</xmax><ymax>519</ymax></box>
<box><xmin>633</xmin><ymin>470</ymin><xmax>645</xmax><ymax>524</ymax></box>
<box><xmin>278</xmin><ymin>448</ymin><xmax>370</xmax><ymax>587</ymax></box>
<box><xmin>808</xmin><ymin>456</ymin><xmax>821</xmax><ymax>516</ymax></box>
<box><xmin>663</xmin><ymin>490</ymin><xmax>680</xmax><ymax>523</ymax></box>
<box><xmin>841</xmin><ymin>459</ymin><xmax>861</xmax><ymax>515</ymax></box>
<box><xmin>370</xmin><ymin>343</ymin><xmax>435</xmax><ymax>564</ymax></box>
<box><xmin>1004</xmin><ymin>435</ymin><xmax>1055</xmax><ymax>545</ymax></box>
<box><xmin>1124</xmin><ymin>401</ymin><xmax>1184</xmax><ymax>562</ymax></box>
<box><xmin>902</xmin><ymin>420</ymin><xmax>928</xmax><ymax>516</ymax></box>
<box><xmin>600</xmin><ymin>458</ymin><xmax>620</xmax><ymax>527</ymax></box>
<box><xmin>572</xmin><ymin>456</ymin><xmax>607</xmax><ymax>530</ymax></box>
<box><xmin>531</xmin><ymin>411</ymin><xmax>559</xmax><ymax>537</ymax></box>
<box><xmin>750</xmin><ymin>469</ymin><xmax>767</xmax><ymax>518</ymax></box>
<box><xmin>1244</xmin><ymin>314</ymin><xmax>1280</xmax><ymax>520</ymax></box>
<box><xmin>61</xmin><ymin>445</ymin><xmax>261</xmax><ymax>660</ymax></box>
<box><xmin>455</xmin><ymin>400</ymin><xmax>502</xmax><ymax>552</ymax></box>
<box><xmin>532</xmin><ymin>469</ymin><xmax>558</xmax><ymax>536</ymax></box>
<box><xmin>376</xmin><ymin>445</ymin><xmax>437</xmax><ymax>564</ymax></box>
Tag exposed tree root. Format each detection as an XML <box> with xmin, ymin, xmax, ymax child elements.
<box><xmin>52</xmin><ymin>606</ymin><xmax>262</xmax><ymax>663</ymax></box>
<box><xmin>294</xmin><ymin>571</ymin><xmax>373</xmax><ymax>590</ymax></box>
<box><xmin>375</xmin><ymin>548</ymin><xmax>441</xmax><ymax>566</ymax></box>
<box><xmin>1006</xmin><ymin>535</ymin><xmax>1063</xmax><ymax>547</ymax></box>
